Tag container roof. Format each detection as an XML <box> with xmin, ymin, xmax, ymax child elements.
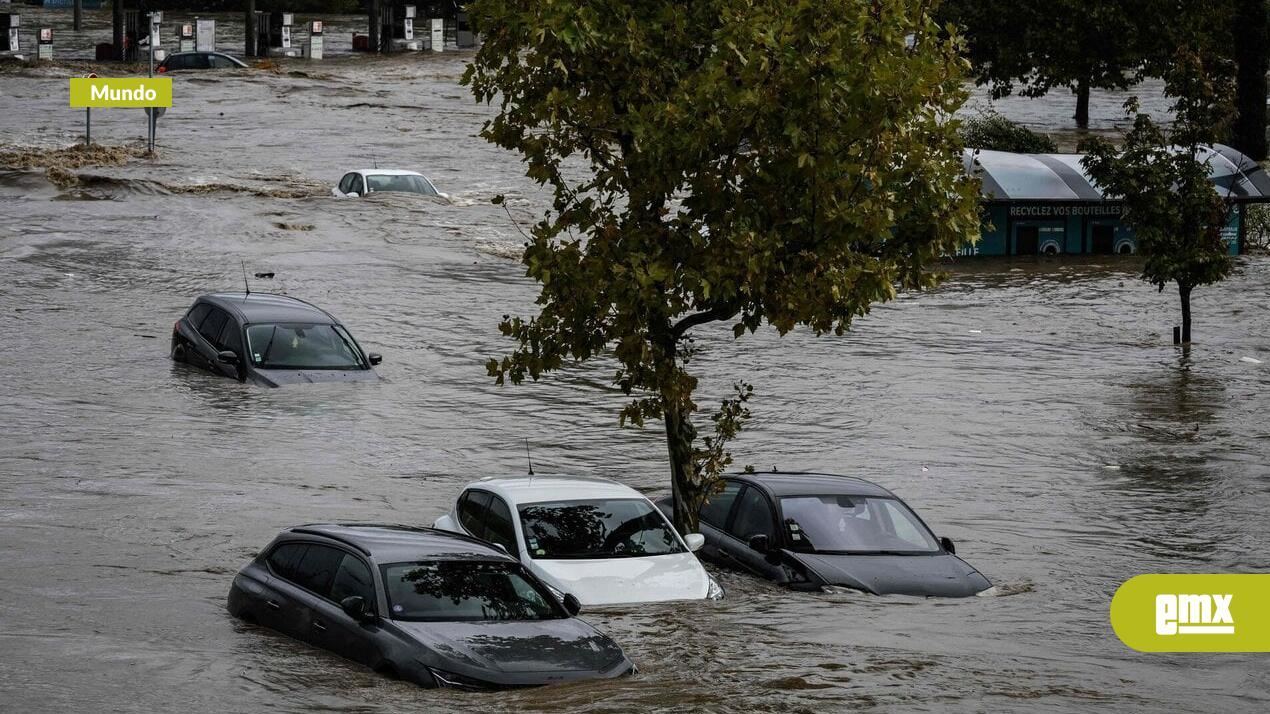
<box><xmin>964</xmin><ymin>143</ymin><xmax>1270</xmax><ymax>202</ymax></box>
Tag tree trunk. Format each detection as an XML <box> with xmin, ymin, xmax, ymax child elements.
<box><xmin>74</xmin><ymin>0</ymin><xmax>83</xmax><ymax>32</ymax></box>
<box><xmin>1232</xmin><ymin>0</ymin><xmax>1269</xmax><ymax>160</ymax></box>
<box><xmin>1074</xmin><ymin>78</ymin><xmax>1090</xmax><ymax>129</ymax></box>
<box><xmin>662</xmin><ymin>396</ymin><xmax>700</xmax><ymax>535</ymax></box>
<box><xmin>112</xmin><ymin>0</ymin><xmax>124</xmax><ymax>61</ymax></box>
<box><xmin>1178</xmin><ymin>282</ymin><xmax>1193</xmax><ymax>343</ymax></box>
<box><xmin>244</xmin><ymin>0</ymin><xmax>256</xmax><ymax>58</ymax></box>
<box><xmin>369</xmin><ymin>0</ymin><xmax>380</xmax><ymax>53</ymax></box>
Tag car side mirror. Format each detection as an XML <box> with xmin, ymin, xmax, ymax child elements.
<box><xmin>347</xmin><ymin>192</ymin><xmax>359</xmax><ymax>198</ymax></box>
<box><xmin>367</xmin><ymin>353</ymin><xmax>382</xmax><ymax>366</ymax></box>
<box><xmin>683</xmin><ymin>533</ymin><xmax>705</xmax><ymax>552</ymax></box>
<box><xmin>940</xmin><ymin>536</ymin><xmax>956</xmax><ymax>555</ymax></box>
<box><xmin>747</xmin><ymin>534</ymin><xmax>769</xmax><ymax>553</ymax></box>
<box><xmin>216</xmin><ymin>350</ymin><xmax>239</xmax><ymax>365</ymax></box>
<box><xmin>561</xmin><ymin>593</ymin><xmax>581</xmax><ymax>617</ymax></box>
<box><xmin>340</xmin><ymin>595</ymin><xmax>375</xmax><ymax>623</ymax></box>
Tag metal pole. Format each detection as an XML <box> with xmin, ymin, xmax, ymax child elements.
<box><xmin>86</xmin><ymin>108</ymin><xmax>91</xmax><ymax>147</ymax></box>
<box><xmin>245</xmin><ymin>0</ymin><xmax>256</xmax><ymax>58</ymax></box>
<box><xmin>369</xmin><ymin>0</ymin><xmax>380</xmax><ymax>53</ymax></box>
<box><xmin>148</xmin><ymin>22</ymin><xmax>154</xmax><ymax>153</ymax></box>
<box><xmin>73</xmin><ymin>0</ymin><xmax>83</xmax><ymax>32</ymax></box>
<box><xmin>112</xmin><ymin>0</ymin><xmax>124</xmax><ymax>60</ymax></box>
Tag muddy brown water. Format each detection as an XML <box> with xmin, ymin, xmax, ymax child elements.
<box><xmin>1</xmin><ymin>39</ymin><xmax>1269</xmax><ymax>714</ymax></box>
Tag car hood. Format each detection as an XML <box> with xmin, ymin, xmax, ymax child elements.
<box><xmin>249</xmin><ymin>368</ymin><xmax>380</xmax><ymax>387</ymax></box>
<box><xmin>791</xmin><ymin>552</ymin><xmax>991</xmax><ymax>598</ymax></box>
<box><xmin>394</xmin><ymin>618</ymin><xmax>626</xmax><ymax>675</ymax></box>
<box><xmin>531</xmin><ymin>552</ymin><xmax>709</xmax><ymax>605</ymax></box>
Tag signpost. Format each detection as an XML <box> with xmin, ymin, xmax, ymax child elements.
<box><xmin>84</xmin><ymin>72</ymin><xmax>96</xmax><ymax>146</ymax></box>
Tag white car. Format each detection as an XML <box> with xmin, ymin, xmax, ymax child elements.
<box><xmin>433</xmin><ymin>476</ymin><xmax>724</xmax><ymax>606</ymax></box>
<box><xmin>332</xmin><ymin>169</ymin><xmax>448</xmax><ymax>200</ymax></box>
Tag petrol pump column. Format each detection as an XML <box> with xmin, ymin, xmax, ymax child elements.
<box><xmin>304</xmin><ymin>20</ymin><xmax>323</xmax><ymax>60</ymax></box>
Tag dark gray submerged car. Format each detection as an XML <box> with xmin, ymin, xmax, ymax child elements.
<box><xmin>171</xmin><ymin>293</ymin><xmax>381</xmax><ymax>387</ymax></box>
<box><xmin>228</xmin><ymin>524</ymin><xmax>634</xmax><ymax>689</ymax></box>
<box><xmin>661</xmin><ymin>472</ymin><xmax>991</xmax><ymax>598</ymax></box>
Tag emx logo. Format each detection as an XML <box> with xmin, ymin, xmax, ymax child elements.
<box><xmin>1155</xmin><ymin>593</ymin><xmax>1233</xmax><ymax>635</ymax></box>
<box><xmin>1112</xmin><ymin>574</ymin><xmax>1269</xmax><ymax>652</ymax></box>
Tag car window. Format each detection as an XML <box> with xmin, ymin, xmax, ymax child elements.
<box><xmin>216</xmin><ymin>318</ymin><xmax>243</xmax><ymax>354</ymax></box>
<box><xmin>189</xmin><ymin>53</ymin><xmax>211</xmax><ymax>69</ymax></box>
<box><xmin>339</xmin><ymin>173</ymin><xmax>355</xmax><ymax>194</ymax></box>
<box><xmin>729</xmin><ymin>486</ymin><xmax>776</xmax><ymax>541</ymax></box>
<box><xmin>266</xmin><ymin>543</ymin><xmax>308</xmax><ymax>581</ymax></box>
<box><xmin>352</xmin><ymin>174</ymin><xmax>365</xmax><ymax>195</ymax></box>
<box><xmin>186</xmin><ymin>303</ymin><xmax>211</xmax><ymax>327</ymax></box>
<box><xmin>364</xmin><ymin>174</ymin><xmax>438</xmax><ymax>196</ymax></box>
<box><xmin>458</xmin><ymin>490</ymin><xmax>491</xmax><ymax>537</ymax></box>
<box><xmin>700</xmin><ymin>480</ymin><xmax>742</xmax><ymax>527</ymax></box>
<box><xmin>291</xmin><ymin>544</ymin><xmax>345</xmax><ymax>595</ymax></box>
<box><xmin>329</xmin><ymin>553</ymin><xmax>375</xmax><ymax>605</ymax></box>
<box><xmin>778</xmin><ymin>495</ymin><xmax>940</xmax><ymax>554</ymax></box>
<box><xmin>518</xmin><ymin>498</ymin><xmax>684</xmax><ymax>559</ymax></box>
<box><xmin>197</xmin><ymin>307</ymin><xmax>228</xmax><ymax>344</ymax></box>
<box><xmin>381</xmin><ymin>560</ymin><xmax>563</xmax><ymax>622</ymax></box>
<box><xmin>484</xmin><ymin>495</ymin><xmax>517</xmax><ymax>553</ymax></box>
<box><xmin>244</xmin><ymin>323</ymin><xmax>366</xmax><ymax>370</ymax></box>
<box><xmin>209</xmin><ymin>55</ymin><xmax>238</xmax><ymax>69</ymax></box>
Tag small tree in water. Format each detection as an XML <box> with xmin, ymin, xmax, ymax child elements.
<box><xmin>465</xmin><ymin>0</ymin><xmax>981</xmax><ymax>532</ymax></box>
<box><xmin>1081</xmin><ymin>47</ymin><xmax>1236</xmax><ymax>344</ymax></box>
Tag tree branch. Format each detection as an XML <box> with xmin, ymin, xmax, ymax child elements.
<box><xmin>670</xmin><ymin>304</ymin><xmax>740</xmax><ymax>339</ymax></box>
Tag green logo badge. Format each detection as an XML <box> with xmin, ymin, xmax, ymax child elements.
<box><xmin>1110</xmin><ymin>574</ymin><xmax>1270</xmax><ymax>652</ymax></box>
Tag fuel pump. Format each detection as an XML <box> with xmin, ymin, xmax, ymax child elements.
<box><xmin>267</xmin><ymin>12</ymin><xmax>299</xmax><ymax>57</ymax></box>
<box><xmin>303</xmin><ymin>20</ymin><xmax>323</xmax><ymax>60</ymax></box>
<box><xmin>392</xmin><ymin>5</ymin><xmax>419</xmax><ymax>51</ymax></box>
<box><xmin>194</xmin><ymin>17</ymin><xmax>215</xmax><ymax>53</ymax></box>
<box><xmin>1</xmin><ymin>12</ymin><xmax>20</xmax><ymax>54</ymax></box>
<box><xmin>37</xmin><ymin>27</ymin><xmax>52</xmax><ymax>61</ymax></box>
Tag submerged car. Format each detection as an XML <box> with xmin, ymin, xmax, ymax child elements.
<box><xmin>664</xmin><ymin>472</ymin><xmax>991</xmax><ymax>598</ymax></box>
<box><xmin>157</xmin><ymin>51</ymin><xmax>249</xmax><ymax>72</ymax></box>
<box><xmin>434</xmin><ymin>476</ymin><xmax>724</xmax><ymax>606</ymax></box>
<box><xmin>170</xmin><ymin>293</ymin><xmax>382</xmax><ymax>387</ymax></box>
<box><xmin>332</xmin><ymin>169</ymin><xmax>449</xmax><ymax>200</ymax></box>
<box><xmin>228</xmin><ymin>524</ymin><xmax>634</xmax><ymax>689</ymax></box>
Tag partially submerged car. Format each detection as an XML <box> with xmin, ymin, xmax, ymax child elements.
<box><xmin>228</xmin><ymin>524</ymin><xmax>634</xmax><ymax>690</ymax></box>
<box><xmin>434</xmin><ymin>476</ymin><xmax>724</xmax><ymax>606</ymax></box>
<box><xmin>665</xmin><ymin>472</ymin><xmax>991</xmax><ymax>598</ymax></box>
<box><xmin>157</xmin><ymin>51</ymin><xmax>249</xmax><ymax>72</ymax></box>
<box><xmin>332</xmin><ymin>169</ymin><xmax>448</xmax><ymax>200</ymax></box>
<box><xmin>171</xmin><ymin>293</ymin><xmax>382</xmax><ymax>387</ymax></box>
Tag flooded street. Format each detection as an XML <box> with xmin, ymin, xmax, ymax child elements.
<box><xmin>2</xmin><ymin>36</ymin><xmax>1269</xmax><ymax>714</ymax></box>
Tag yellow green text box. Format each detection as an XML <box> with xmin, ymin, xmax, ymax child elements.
<box><xmin>69</xmin><ymin>77</ymin><xmax>172</xmax><ymax>108</ymax></box>
<box><xmin>1111</xmin><ymin>574</ymin><xmax>1270</xmax><ymax>652</ymax></box>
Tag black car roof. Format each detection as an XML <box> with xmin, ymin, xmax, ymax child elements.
<box><xmin>285</xmin><ymin>523</ymin><xmax>513</xmax><ymax>564</ymax></box>
<box><xmin>729</xmin><ymin>471</ymin><xmax>896</xmax><ymax>498</ymax></box>
<box><xmin>201</xmin><ymin>292</ymin><xmax>337</xmax><ymax>325</ymax></box>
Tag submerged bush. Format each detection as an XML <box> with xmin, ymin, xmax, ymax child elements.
<box><xmin>959</xmin><ymin>112</ymin><xmax>1058</xmax><ymax>154</ymax></box>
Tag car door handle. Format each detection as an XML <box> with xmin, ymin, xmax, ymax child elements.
<box><xmin>312</xmin><ymin>619</ymin><xmax>327</xmax><ymax>632</ymax></box>
<box><xmin>265</xmin><ymin>600</ymin><xmax>281</xmax><ymax>610</ymax></box>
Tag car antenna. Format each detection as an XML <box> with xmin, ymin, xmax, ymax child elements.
<box><xmin>525</xmin><ymin>439</ymin><xmax>535</xmax><ymax>480</ymax></box>
<box><xmin>241</xmin><ymin>259</ymin><xmax>251</xmax><ymax>297</ymax></box>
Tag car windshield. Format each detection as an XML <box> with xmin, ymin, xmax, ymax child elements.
<box><xmin>779</xmin><ymin>496</ymin><xmax>941</xmax><ymax>554</ymax></box>
<box><xmin>244</xmin><ymin>322</ymin><xmax>365</xmax><ymax>370</ymax></box>
<box><xmin>381</xmin><ymin>560</ymin><xmax>564</xmax><ymax>622</ymax></box>
<box><xmin>364</xmin><ymin>174</ymin><xmax>437</xmax><ymax>196</ymax></box>
<box><xmin>518</xmin><ymin>498</ymin><xmax>685</xmax><ymax>559</ymax></box>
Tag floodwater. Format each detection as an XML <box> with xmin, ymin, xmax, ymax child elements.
<box><xmin>2</xmin><ymin>27</ymin><xmax>1269</xmax><ymax>714</ymax></box>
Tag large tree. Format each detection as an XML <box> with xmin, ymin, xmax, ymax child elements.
<box><xmin>467</xmin><ymin>0</ymin><xmax>981</xmax><ymax>532</ymax></box>
<box><xmin>1081</xmin><ymin>45</ymin><xmax>1237</xmax><ymax>344</ymax></box>
<box><xmin>941</xmin><ymin>0</ymin><xmax>1151</xmax><ymax>128</ymax></box>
